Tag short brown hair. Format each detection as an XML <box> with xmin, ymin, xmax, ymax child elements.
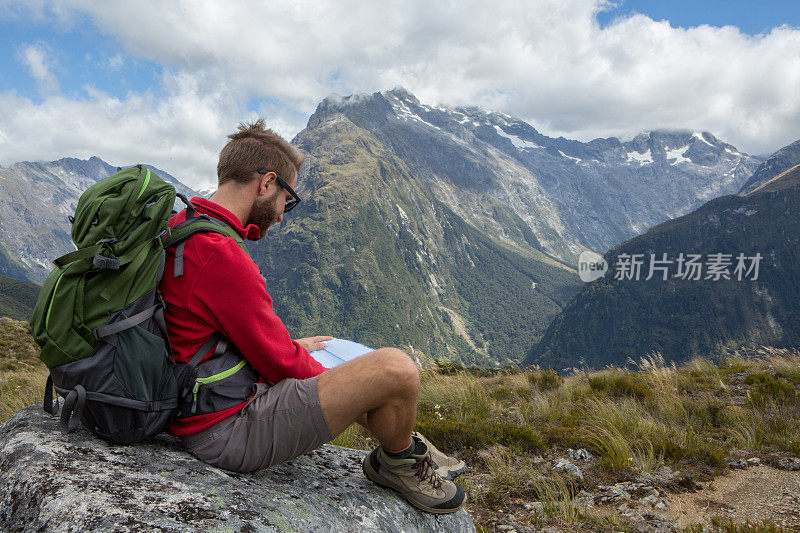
<box><xmin>217</xmin><ymin>118</ymin><xmax>304</xmax><ymax>186</ymax></box>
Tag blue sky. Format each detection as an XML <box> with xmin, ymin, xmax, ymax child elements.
<box><xmin>1</xmin><ymin>1</ymin><xmax>799</xmax><ymax>189</ymax></box>
<box><xmin>0</xmin><ymin>15</ymin><xmax>161</xmax><ymax>102</ymax></box>
<box><xmin>598</xmin><ymin>0</ymin><xmax>799</xmax><ymax>35</ymax></box>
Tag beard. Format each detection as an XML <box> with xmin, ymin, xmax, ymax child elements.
<box><xmin>246</xmin><ymin>194</ymin><xmax>280</xmax><ymax>235</ymax></box>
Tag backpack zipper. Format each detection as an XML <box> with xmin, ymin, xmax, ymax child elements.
<box><xmin>137</xmin><ymin>168</ymin><xmax>151</xmax><ymax>199</ymax></box>
<box><xmin>190</xmin><ymin>359</ymin><xmax>248</xmax><ymax>414</ymax></box>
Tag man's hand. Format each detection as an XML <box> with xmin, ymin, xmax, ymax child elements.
<box><xmin>296</xmin><ymin>335</ymin><xmax>333</xmax><ymax>352</ymax></box>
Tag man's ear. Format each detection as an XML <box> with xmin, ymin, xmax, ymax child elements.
<box><xmin>258</xmin><ymin>171</ymin><xmax>276</xmax><ymax>196</ymax></box>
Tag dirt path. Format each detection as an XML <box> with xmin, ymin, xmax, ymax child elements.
<box><xmin>667</xmin><ymin>465</ymin><xmax>800</xmax><ymax>530</ymax></box>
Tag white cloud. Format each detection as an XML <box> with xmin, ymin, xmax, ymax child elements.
<box><xmin>0</xmin><ymin>71</ymin><xmax>252</xmax><ymax>189</ymax></box>
<box><xmin>1</xmin><ymin>0</ymin><xmax>799</xmax><ymax>184</ymax></box>
<box><xmin>107</xmin><ymin>54</ymin><xmax>124</xmax><ymax>69</ymax></box>
<box><xmin>17</xmin><ymin>43</ymin><xmax>60</xmax><ymax>95</ymax></box>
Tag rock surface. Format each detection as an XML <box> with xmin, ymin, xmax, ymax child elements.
<box><xmin>0</xmin><ymin>405</ymin><xmax>475</xmax><ymax>532</ymax></box>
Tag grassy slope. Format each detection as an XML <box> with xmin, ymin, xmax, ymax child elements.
<box><xmin>334</xmin><ymin>348</ymin><xmax>800</xmax><ymax>532</ymax></box>
<box><xmin>0</xmin><ymin>319</ymin><xmax>47</xmax><ymax>422</ymax></box>
<box><xmin>1</xmin><ymin>320</ymin><xmax>796</xmax><ymax>531</ymax></box>
<box><xmin>0</xmin><ymin>273</ymin><xmax>40</xmax><ymax>320</ymax></box>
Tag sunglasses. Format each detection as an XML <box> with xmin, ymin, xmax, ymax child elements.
<box><xmin>256</xmin><ymin>168</ymin><xmax>301</xmax><ymax>212</ymax></box>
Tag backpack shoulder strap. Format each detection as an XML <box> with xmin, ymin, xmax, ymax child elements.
<box><xmin>164</xmin><ymin>215</ymin><xmax>250</xmax><ymax>278</ymax></box>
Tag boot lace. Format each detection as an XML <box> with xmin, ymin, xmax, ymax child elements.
<box><xmin>415</xmin><ymin>453</ymin><xmax>443</xmax><ymax>490</ymax></box>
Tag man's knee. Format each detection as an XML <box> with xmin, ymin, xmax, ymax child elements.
<box><xmin>370</xmin><ymin>347</ymin><xmax>420</xmax><ymax>397</ymax></box>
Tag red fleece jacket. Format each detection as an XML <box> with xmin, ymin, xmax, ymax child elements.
<box><xmin>160</xmin><ymin>197</ymin><xmax>326</xmax><ymax>437</ymax></box>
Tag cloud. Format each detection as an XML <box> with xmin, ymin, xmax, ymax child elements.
<box><xmin>0</xmin><ymin>71</ymin><xmax>254</xmax><ymax>189</ymax></box>
<box><xmin>17</xmin><ymin>43</ymin><xmax>60</xmax><ymax>95</ymax></box>
<box><xmin>107</xmin><ymin>54</ymin><xmax>124</xmax><ymax>69</ymax></box>
<box><xmin>1</xmin><ymin>0</ymin><xmax>799</xmax><ymax>184</ymax></box>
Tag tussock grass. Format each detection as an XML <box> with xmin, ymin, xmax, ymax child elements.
<box><xmin>415</xmin><ymin>368</ymin><xmax>545</xmax><ymax>453</ymax></box>
<box><xmin>415</xmin><ymin>347</ymin><xmax>799</xmax><ymax>530</ymax></box>
<box><xmin>418</xmin><ymin>368</ymin><xmax>492</xmax><ymax>423</ymax></box>
<box><xmin>532</xmin><ymin>473</ymin><xmax>581</xmax><ymax>526</ymax></box>
<box><xmin>329</xmin><ymin>422</ymin><xmax>375</xmax><ymax>450</ymax></box>
<box><xmin>1</xmin><ymin>322</ymin><xmax>798</xmax><ymax>532</ymax></box>
<box><xmin>707</xmin><ymin>516</ymin><xmax>790</xmax><ymax>532</ymax></box>
<box><xmin>582</xmin><ymin>397</ymin><xmax>665</xmax><ymax>473</ymax></box>
<box><xmin>473</xmin><ymin>444</ymin><xmax>541</xmax><ymax>507</ymax></box>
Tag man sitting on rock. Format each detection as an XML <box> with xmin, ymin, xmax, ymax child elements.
<box><xmin>160</xmin><ymin>119</ymin><xmax>467</xmax><ymax>514</ymax></box>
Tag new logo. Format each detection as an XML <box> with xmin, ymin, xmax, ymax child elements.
<box><xmin>578</xmin><ymin>250</ymin><xmax>608</xmax><ymax>282</ymax></box>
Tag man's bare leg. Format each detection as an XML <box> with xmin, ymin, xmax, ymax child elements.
<box><xmin>318</xmin><ymin>347</ymin><xmax>466</xmax><ymax>513</ymax></box>
<box><xmin>317</xmin><ymin>347</ymin><xmax>418</xmax><ymax>451</ymax></box>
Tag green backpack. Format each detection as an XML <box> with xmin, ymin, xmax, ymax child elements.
<box><xmin>30</xmin><ymin>165</ymin><xmax>255</xmax><ymax>444</ymax></box>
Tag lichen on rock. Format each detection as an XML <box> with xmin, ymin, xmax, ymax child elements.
<box><xmin>0</xmin><ymin>405</ymin><xmax>475</xmax><ymax>532</ymax></box>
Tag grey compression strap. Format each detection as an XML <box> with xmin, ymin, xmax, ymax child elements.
<box><xmin>54</xmin><ymin>384</ymin><xmax>178</xmax><ymax>412</ymax></box>
<box><xmin>214</xmin><ymin>337</ymin><xmax>228</xmax><ymax>356</ymax></box>
<box><xmin>92</xmin><ymin>305</ymin><xmax>158</xmax><ymax>340</ymax></box>
<box><xmin>60</xmin><ymin>384</ymin><xmax>86</xmax><ymax>434</ymax></box>
<box><xmin>187</xmin><ymin>334</ymin><xmax>221</xmax><ymax>369</ymax></box>
<box><xmin>157</xmin><ymin>249</ymin><xmax>166</xmax><ymax>283</ymax></box>
<box><xmin>43</xmin><ymin>374</ymin><xmax>58</xmax><ymax>415</ymax></box>
<box><xmin>174</xmin><ymin>240</ymin><xmax>187</xmax><ymax>277</ymax></box>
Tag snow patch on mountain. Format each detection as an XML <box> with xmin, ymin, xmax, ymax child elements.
<box><xmin>665</xmin><ymin>147</ymin><xmax>691</xmax><ymax>164</ymax></box>
<box><xmin>396</xmin><ymin>203</ymin><xmax>409</xmax><ymax>222</ymax></box>
<box><xmin>494</xmin><ymin>125</ymin><xmax>541</xmax><ymax>150</ymax></box>
<box><xmin>627</xmin><ymin>149</ymin><xmax>654</xmax><ymax>165</ymax></box>
<box><xmin>692</xmin><ymin>132</ymin><xmax>714</xmax><ymax>146</ymax></box>
<box><xmin>558</xmin><ymin>150</ymin><xmax>581</xmax><ymax>163</ymax></box>
<box><xmin>388</xmin><ymin>95</ymin><xmax>446</xmax><ymax>135</ymax></box>
<box><xmin>195</xmin><ymin>187</ymin><xmax>216</xmax><ymax>198</ymax></box>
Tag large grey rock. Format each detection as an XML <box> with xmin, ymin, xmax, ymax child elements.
<box><xmin>0</xmin><ymin>405</ymin><xmax>475</xmax><ymax>532</ymax></box>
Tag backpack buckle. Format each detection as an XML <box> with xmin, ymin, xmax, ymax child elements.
<box><xmin>156</xmin><ymin>228</ymin><xmax>171</xmax><ymax>247</ymax></box>
<box><xmin>93</xmin><ymin>255</ymin><xmax>120</xmax><ymax>270</ymax></box>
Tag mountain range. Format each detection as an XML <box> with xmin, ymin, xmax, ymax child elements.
<box><xmin>248</xmin><ymin>89</ymin><xmax>762</xmax><ymax>365</ymax></box>
<box><xmin>0</xmin><ymin>157</ymin><xmax>197</xmax><ymax>283</ymax></box>
<box><xmin>526</xmin><ymin>141</ymin><xmax>800</xmax><ymax>369</ymax></box>
<box><xmin>0</xmin><ymin>88</ymin><xmax>779</xmax><ymax>366</ymax></box>
<box><xmin>738</xmin><ymin>138</ymin><xmax>800</xmax><ymax>195</ymax></box>
<box><xmin>305</xmin><ymin>89</ymin><xmax>760</xmax><ymax>263</ymax></box>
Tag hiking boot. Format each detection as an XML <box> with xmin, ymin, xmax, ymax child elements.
<box><xmin>412</xmin><ymin>431</ymin><xmax>466</xmax><ymax>480</ymax></box>
<box><xmin>362</xmin><ymin>437</ymin><xmax>466</xmax><ymax>514</ymax></box>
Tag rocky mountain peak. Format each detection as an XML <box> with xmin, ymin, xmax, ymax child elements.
<box><xmin>297</xmin><ymin>88</ymin><xmax>761</xmax><ymax>260</ymax></box>
<box><xmin>386</xmin><ymin>86</ymin><xmax>420</xmax><ymax>104</ymax></box>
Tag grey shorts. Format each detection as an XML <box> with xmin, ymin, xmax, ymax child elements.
<box><xmin>181</xmin><ymin>376</ymin><xmax>333</xmax><ymax>473</ymax></box>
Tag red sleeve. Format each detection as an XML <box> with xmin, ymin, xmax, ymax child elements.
<box><xmin>188</xmin><ymin>239</ymin><xmax>326</xmax><ymax>384</ymax></box>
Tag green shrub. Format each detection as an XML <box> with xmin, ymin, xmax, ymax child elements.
<box><xmin>528</xmin><ymin>369</ymin><xmax>564</xmax><ymax>391</ymax></box>
<box><xmin>709</xmin><ymin>516</ymin><xmax>786</xmax><ymax>532</ymax></box>
<box><xmin>745</xmin><ymin>373</ymin><xmax>798</xmax><ymax>407</ymax></box>
<box><xmin>587</xmin><ymin>371</ymin><xmax>651</xmax><ymax>400</ymax></box>
<box><xmin>688</xmin><ymin>395</ymin><xmax>727</xmax><ymax>428</ymax></box>
<box><xmin>415</xmin><ymin>415</ymin><xmax>544</xmax><ymax>453</ymax></box>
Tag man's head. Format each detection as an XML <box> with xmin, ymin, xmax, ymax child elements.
<box><xmin>217</xmin><ymin>119</ymin><xmax>303</xmax><ymax>235</ymax></box>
